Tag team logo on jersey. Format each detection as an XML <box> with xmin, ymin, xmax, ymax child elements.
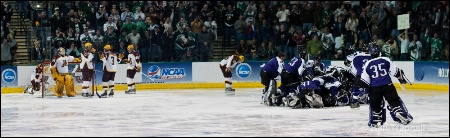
<box><xmin>236</xmin><ymin>63</ymin><xmax>251</xmax><ymax>79</ymax></box>
<box><xmin>147</xmin><ymin>65</ymin><xmax>186</xmax><ymax>81</ymax></box>
<box><xmin>2</xmin><ymin>68</ymin><xmax>16</xmax><ymax>83</ymax></box>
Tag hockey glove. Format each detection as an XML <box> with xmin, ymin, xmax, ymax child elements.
<box><xmin>118</xmin><ymin>53</ymin><xmax>125</xmax><ymax>59</ymax></box>
<box><xmin>136</xmin><ymin>66</ymin><xmax>142</xmax><ymax>72</ymax></box>
<box><xmin>225</xmin><ymin>67</ymin><xmax>232</xmax><ymax>72</ymax></box>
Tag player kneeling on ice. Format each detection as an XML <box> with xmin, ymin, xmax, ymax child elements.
<box><xmin>260</xmin><ymin>52</ymin><xmax>285</xmax><ymax>106</ymax></box>
<box><xmin>98</xmin><ymin>44</ymin><xmax>123</xmax><ymax>97</ymax></box>
<box><xmin>360</xmin><ymin>46</ymin><xmax>413</xmax><ymax>128</ymax></box>
<box><xmin>219</xmin><ymin>51</ymin><xmax>244</xmax><ymax>92</ymax></box>
<box><xmin>24</xmin><ymin>63</ymin><xmax>50</xmax><ymax>96</ymax></box>
<box><xmin>124</xmin><ymin>44</ymin><xmax>141</xmax><ymax>94</ymax></box>
<box><xmin>50</xmin><ymin>47</ymin><xmax>77</xmax><ymax>98</ymax></box>
<box><xmin>79</xmin><ymin>42</ymin><xmax>96</xmax><ymax>98</ymax></box>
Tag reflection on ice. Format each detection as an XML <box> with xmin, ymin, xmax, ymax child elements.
<box><xmin>1</xmin><ymin>89</ymin><xmax>449</xmax><ymax>137</ymax></box>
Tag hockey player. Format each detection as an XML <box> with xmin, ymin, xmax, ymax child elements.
<box><xmin>219</xmin><ymin>51</ymin><xmax>245</xmax><ymax>92</ymax></box>
<box><xmin>80</xmin><ymin>42</ymin><xmax>96</xmax><ymax>98</ymax></box>
<box><xmin>279</xmin><ymin>54</ymin><xmax>306</xmax><ymax>106</ymax></box>
<box><xmin>346</xmin><ymin>45</ymin><xmax>372</xmax><ymax>108</ymax></box>
<box><xmin>50</xmin><ymin>47</ymin><xmax>76</xmax><ymax>98</ymax></box>
<box><xmin>99</xmin><ymin>44</ymin><xmax>124</xmax><ymax>97</ymax></box>
<box><xmin>260</xmin><ymin>52</ymin><xmax>285</xmax><ymax>106</ymax></box>
<box><xmin>360</xmin><ymin>46</ymin><xmax>413</xmax><ymax>128</ymax></box>
<box><xmin>24</xmin><ymin>63</ymin><xmax>49</xmax><ymax>95</ymax></box>
<box><xmin>310</xmin><ymin>66</ymin><xmax>344</xmax><ymax>107</ymax></box>
<box><xmin>290</xmin><ymin>80</ymin><xmax>323</xmax><ymax>109</ymax></box>
<box><xmin>305</xmin><ymin>56</ymin><xmax>325</xmax><ymax>78</ymax></box>
<box><xmin>124</xmin><ymin>44</ymin><xmax>141</xmax><ymax>94</ymax></box>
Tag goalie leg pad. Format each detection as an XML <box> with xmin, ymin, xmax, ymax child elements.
<box><xmin>64</xmin><ymin>75</ymin><xmax>76</xmax><ymax>97</ymax></box>
<box><xmin>387</xmin><ymin>98</ymin><xmax>413</xmax><ymax>125</ymax></box>
<box><xmin>54</xmin><ymin>75</ymin><xmax>65</xmax><ymax>97</ymax></box>
<box><xmin>368</xmin><ymin>100</ymin><xmax>387</xmax><ymax>127</ymax></box>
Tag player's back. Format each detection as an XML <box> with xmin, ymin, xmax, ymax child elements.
<box><xmin>285</xmin><ymin>56</ymin><xmax>305</xmax><ymax>76</ymax></box>
<box><xmin>350</xmin><ymin>52</ymin><xmax>372</xmax><ymax>76</ymax></box>
<box><xmin>361</xmin><ymin>57</ymin><xmax>398</xmax><ymax>87</ymax></box>
<box><xmin>127</xmin><ymin>52</ymin><xmax>140</xmax><ymax>69</ymax></box>
<box><xmin>263</xmin><ymin>57</ymin><xmax>283</xmax><ymax>78</ymax></box>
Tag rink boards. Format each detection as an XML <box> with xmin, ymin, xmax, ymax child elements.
<box><xmin>1</xmin><ymin>61</ymin><xmax>448</xmax><ymax>93</ymax></box>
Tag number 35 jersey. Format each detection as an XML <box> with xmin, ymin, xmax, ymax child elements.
<box><xmin>361</xmin><ymin>57</ymin><xmax>399</xmax><ymax>87</ymax></box>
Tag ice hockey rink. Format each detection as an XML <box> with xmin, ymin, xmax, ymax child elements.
<box><xmin>1</xmin><ymin>88</ymin><xmax>449</xmax><ymax>137</ymax></box>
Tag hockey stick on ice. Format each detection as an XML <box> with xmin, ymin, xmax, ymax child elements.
<box><xmin>399</xmin><ymin>70</ymin><xmax>413</xmax><ymax>91</ymax></box>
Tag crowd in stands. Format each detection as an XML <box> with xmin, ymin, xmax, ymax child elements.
<box><xmin>1</xmin><ymin>1</ymin><xmax>449</xmax><ymax>66</ymax></box>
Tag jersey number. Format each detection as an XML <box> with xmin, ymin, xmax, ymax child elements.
<box><xmin>128</xmin><ymin>58</ymin><xmax>132</xmax><ymax>65</ymax></box>
<box><xmin>62</xmin><ymin>60</ymin><xmax>68</xmax><ymax>67</ymax></box>
<box><xmin>111</xmin><ymin>57</ymin><xmax>115</xmax><ymax>65</ymax></box>
<box><xmin>288</xmin><ymin>57</ymin><xmax>298</xmax><ymax>66</ymax></box>
<box><xmin>369</xmin><ymin>63</ymin><xmax>387</xmax><ymax>78</ymax></box>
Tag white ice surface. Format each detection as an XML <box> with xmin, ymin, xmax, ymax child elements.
<box><xmin>1</xmin><ymin>88</ymin><xmax>449</xmax><ymax>137</ymax></box>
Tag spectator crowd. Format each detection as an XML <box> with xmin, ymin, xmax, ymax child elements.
<box><xmin>1</xmin><ymin>1</ymin><xmax>449</xmax><ymax>66</ymax></box>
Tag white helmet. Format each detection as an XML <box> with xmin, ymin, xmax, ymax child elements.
<box><xmin>57</xmin><ymin>47</ymin><xmax>65</xmax><ymax>56</ymax></box>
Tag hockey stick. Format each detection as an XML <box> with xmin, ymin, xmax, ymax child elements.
<box><xmin>399</xmin><ymin>70</ymin><xmax>413</xmax><ymax>91</ymax></box>
<box><xmin>95</xmin><ymin>83</ymin><xmax>102</xmax><ymax>98</ymax></box>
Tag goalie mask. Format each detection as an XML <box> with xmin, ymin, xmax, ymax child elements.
<box><xmin>57</xmin><ymin>47</ymin><xmax>65</xmax><ymax>56</ymax></box>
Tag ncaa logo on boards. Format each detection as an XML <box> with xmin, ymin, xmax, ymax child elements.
<box><xmin>236</xmin><ymin>63</ymin><xmax>251</xmax><ymax>79</ymax></box>
<box><xmin>148</xmin><ymin>65</ymin><xmax>161</xmax><ymax>81</ymax></box>
<box><xmin>2</xmin><ymin>68</ymin><xmax>16</xmax><ymax>83</ymax></box>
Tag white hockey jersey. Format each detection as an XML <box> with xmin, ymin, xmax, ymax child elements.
<box><xmin>80</xmin><ymin>50</ymin><xmax>94</xmax><ymax>70</ymax></box>
<box><xmin>101</xmin><ymin>53</ymin><xmax>122</xmax><ymax>72</ymax></box>
<box><xmin>220</xmin><ymin>55</ymin><xmax>241</xmax><ymax>68</ymax></box>
<box><xmin>127</xmin><ymin>51</ymin><xmax>141</xmax><ymax>70</ymax></box>
<box><xmin>52</xmin><ymin>55</ymin><xmax>75</xmax><ymax>74</ymax></box>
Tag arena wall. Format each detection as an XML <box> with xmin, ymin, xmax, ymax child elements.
<box><xmin>1</xmin><ymin>61</ymin><xmax>448</xmax><ymax>94</ymax></box>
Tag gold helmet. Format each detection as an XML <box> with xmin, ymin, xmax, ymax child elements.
<box><xmin>84</xmin><ymin>42</ymin><xmax>92</xmax><ymax>48</ymax></box>
<box><xmin>104</xmin><ymin>44</ymin><xmax>112</xmax><ymax>51</ymax></box>
<box><xmin>127</xmin><ymin>44</ymin><xmax>134</xmax><ymax>51</ymax></box>
<box><xmin>239</xmin><ymin>55</ymin><xmax>244</xmax><ymax>63</ymax></box>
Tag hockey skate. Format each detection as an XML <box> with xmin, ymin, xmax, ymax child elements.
<box><xmin>23</xmin><ymin>86</ymin><xmax>29</xmax><ymax>94</ymax></box>
<box><xmin>368</xmin><ymin>111</ymin><xmax>383</xmax><ymax>128</ymax></box>
<box><xmin>109</xmin><ymin>89</ymin><xmax>114</xmax><ymax>97</ymax></box>
<box><xmin>125</xmin><ymin>90</ymin><xmax>132</xmax><ymax>94</ymax></box>
<box><xmin>101</xmin><ymin>90</ymin><xmax>108</xmax><ymax>98</ymax></box>
<box><xmin>225</xmin><ymin>87</ymin><xmax>235</xmax><ymax>93</ymax></box>
<box><xmin>82</xmin><ymin>93</ymin><xmax>90</xmax><ymax>98</ymax></box>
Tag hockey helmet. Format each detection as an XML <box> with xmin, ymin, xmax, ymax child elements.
<box><xmin>84</xmin><ymin>42</ymin><xmax>93</xmax><ymax>48</ymax></box>
<box><xmin>57</xmin><ymin>47</ymin><xmax>65</xmax><ymax>56</ymax></box>
<box><xmin>127</xmin><ymin>44</ymin><xmax>134</xmax><ymax>51</ymax></box>
<box><xmin>239</xmin><ymin>55</ymin><xmax>244</xmax><ymax>62</ymax></box>
<box><xmin>370</xmin><ymin>46</ymin><xmax>381</xmax><ymax>58</ymax></box>
<box><xmin>104</xmin><ymin>44</ymin><xmax>112</xmax><ymax>51</ymax></box>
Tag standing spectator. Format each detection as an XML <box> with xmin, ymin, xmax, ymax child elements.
<box><xmin>293</xmin><ymin>29</ymin><xmax>307</xmax><ymax>59</ymax></box>
<box><xmin>134</xmin><ymin>7</ymin><xmax>145</xmax><ymax>25</ymax></box>
<box><xmin>369</xmin><ymin>14</ymin><xmax>384</xmax><ymax>39</ymax></box>
<box><xmin>276</xmin><ymin>4</ymin><xmax>290</xmax><ymax>29</ymax></box>
<box><xmin>104</xmin><ymin>16</ymin><xmax>118</xmax><ymax>33</ymax></box>
<box><xmin>162</xmin><ymin>27</ymin><xmax>175</xmax><ymax>62</ymax></box>
<box><xmin>121</xmin><ymin>7</ymin><xmax>134</xmax><ymax>22</ymax></box>
<box><xmin>424</xmin><ymin>29</ymin><xmax>443</xmax><ymax>61</ymax></box>
<box><xmin>191</xmin><ymin>15</ymin><xmax>203</xmax><ymax>35</ymax></box>
<box><xmin>92</xmin><ymin>30</ymin><xmax>104</xmax><ymax>50</ymax></box>
<box><xmin>117</xmin><ymin>41</ymin><xmax>128</xmax><ymax>59</ymax></box>
<box><xmin>276</xmin><ymin>24</ymin><xmax>289</xmax><ymax>56</ymax></box>
<box><xmin>286</xmin><ymin>26</ymin><xmax>297</xmax><ymax>60</ymax></box>
<box><xmin>52</xmin><ymin>29</ymin><xmax>66</xmax><ymax>52</ymax></box>
<box><xmin>244</xmin><ymin>6</ymin><xmax>257</xmax><ymax>24</ymax></box>
<box><xmin>301</xmin><ymin>4</ymin><xmax>315</xmax><ymax>32</ymax></box>
<box><xmin>321</xmin><ymin>27</ymin><xmax>335</xmax><ymax>60</ymax></box>
<box><xmin>1</xmin><ymin>36</ymin><xmax>15</xmax><ymax>66</ymax></box>
<box><xmin>151</xmin><ymin>26</ymin><xmax>163</xmax><ymax>62</ymax></box>
<box><xmin>398</xmin><ymin>29</ymin><xmax>410</xmax><ymax>61</ymax></box>
<box><xmin>79</xmin><ymin>27</ymin><xmax>94</xmax><ymax>47</ymax></box>
<box><xmin>128</xmin><ymin>28</ymin><xmax>141</xmax><ymax>50</ymax></box>
<box><xmin>346</xmin><ymin>12</ymin><xmax>359</xmax><ymax>32</ymax></box>
<box><xmin>31</xmin><ymin>39</ymin><xmax>44</xmax><ymax>63</ymax></box>
<box><xmin>50</xmin><ymin>7</ymin><xmax>66</xmax><ymax>32</ymax></box>
<box><xmin>122</xmin><ymin>16</ymin><xmax>135</xmax><ymax>34</ymax></box>
<box><xmin>33</xmin><ymin>11</ymin><xmax>50</xmax><ymax>53</ymax></box>
<box><xmin>249</xmin><ymin>41</ymin><xmax>259</xmax><ymax>61</ymax></box>
<box><xmin>176</xmin><ymin>17</ymin><xmax>188</xmax><ymax>32</ymax></box>
<box><xmin>332</xmin><ymin>14</ymin><xmax>345</xmax><ymax>40</ymax></box>
<box><xmin>162</xmin><ymin>15</ymin><xmax>174</xmax><ymax>34</ymax></box>
<box><xmin>96</xmin><ymin>5</ymin><xmax>109</xmax><ymax>34</ymax></box>
<box><xmin>140</xmin><ymin>30</ymin><xmax>152</xmax><ymax>63</ymax></box>
<box><xmin>308</xmin><ymin>25</ymin><xmax>322</xmax><ymax>40</ymax></box>
<box><xmin>234</xmin><ymin>15</ymin><xmax>247</xmax><ymax>49</ymax></box>
<box><xmin>371</xmin><ymin>34</ymin><xmax>385</xmax><ymax>50</ymax></box>
<box><xmin>104</xmin><ymin>27</ymin><xmax>117</xmax><ymax>48</ymax></box>
<box><xmin>334</xmin><ymin>4</ymin><xmax>347</xmax><ymax>22</ymax></box>
<box><xmin>289</xmin><ymin>5</ymin><xmax>302</xmax><ymax>29</ymax></box>
<box><xmin>110</xmin><ymin>8</ymin><xmax>121</xmax><ymax>24</ymax></box>
<box><xmin>259</xmin><ymin>19</ymin><xmax>271</xmax><ymax>46</ymax></box>
<box><xmin>409</xmin><ymin>34</ymin><xmax>422</xmax><ymax>61</ymax></box>
<box><xmin>245</xmin><ymin>20</ymin><xmax>257</xmax><ymax>45</ymax></box>
<box><xmin>223</xmin><ymin>5</ymin><xmax>237</xmax><ymax>48</ymax></box>
<box><xmin>2</xmin><ymin>1</ymin><xmax>12</xmax><ymax>23</ymax></box>
<box><xmin>383</xmin><ymin>35</ymin><xmax>398</xmax><ymax>60</ymax></box>
<box><xmin>204</xmin><ymin>15</ymin><xmax>218</xmax><ymax>40</ymax></box>
<box><xmin>358</xmin><ymin>10</ymin><xmax>371</xmax><ymax>43</ymax></box>
<box><xmin>306</xmin><ymin>34</ymin><xmax>323</xmax><ymax>60</ymax></box>
<box><xmin>198</xmin><ymin>25</ymin><xmax>216</xmax><ymax>60</ymax></box>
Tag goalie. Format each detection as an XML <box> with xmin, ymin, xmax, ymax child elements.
<box><xmin>23</xmin><ymin>63</ymin><xmax>50</xmax><ymax>96</ymax></box>
<box><xmin>99</xmin><ymin>44</ymin><xmax>123</xmax><ymax>97</ymax></box>
<box><xmin>79</xmin><ymin>42</ymin><xmax>96</xmax><ymax>98</ymax></box>
<box><xmin>50</xmin><ymin>47</ymin><xmax>76</xmax><ymax>98</ymax></box>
